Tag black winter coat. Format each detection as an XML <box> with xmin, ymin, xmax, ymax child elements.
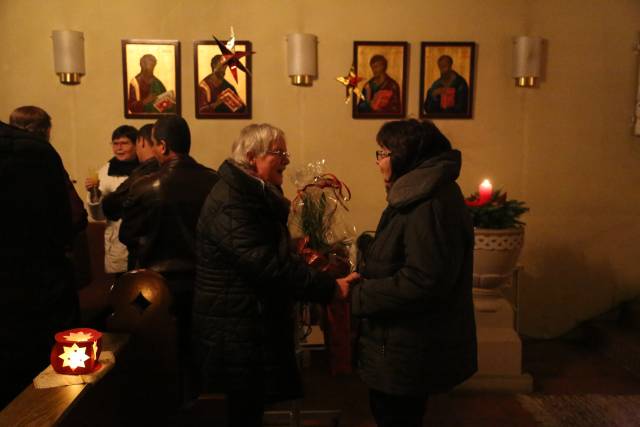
<box><xmin>352</xmin><ymin>150</ymin><xmax>477</xmax><ymax>396</ymax></box>
<box><xmin>192</xmin><ymin>160</ymin><xmax>336</xmax><ymax>403</ymax></box>
<box><xmin>0</xmin><ymin>122</ymin><xmax>79</xmax><ymax>406</ymax></box>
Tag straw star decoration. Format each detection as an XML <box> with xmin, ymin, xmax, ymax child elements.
<box><xmin>336</xmin><ymin>66</ymin><xmax>364</xmax><ymax>104</ymax></box>
<box><xmin>212</xmin><ymin>26</ymin><xmax>254</xmax><ymax>84</ymax></box>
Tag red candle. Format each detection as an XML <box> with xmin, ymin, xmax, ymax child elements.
<box><xmin>479</xmin><ymin>179</ymin><xmax>493</xmax><ymax>203</ymax></box>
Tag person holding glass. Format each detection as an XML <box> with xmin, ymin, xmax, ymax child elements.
<box><xmin>351</xmin><ymin>119</ymin><xmax>477</xmax><ymax>427</ymax></box>
<box><xmin>84</xmin><ymin>125</ymin><xmax>138</xmax><ymax>275</ymax></box>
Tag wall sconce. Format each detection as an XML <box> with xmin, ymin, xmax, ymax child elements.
<box><xmin>512</xmin><ymin>36</ymin><xmax>542</xmax><ymax>88</ymax></box>
<box><xmin>52</xmin><ymin>30</ymin><xmax>85</xmax><ymax>85</ymax></box>
<box><xmin>50</xmin><ymin>328</ymin><xmax>103</xmax><ymax>375</ymax></box>
<box><xmin>287</xmin><ymin>33</ymin><xmax>317</xmax><ymax>86</ymax></box>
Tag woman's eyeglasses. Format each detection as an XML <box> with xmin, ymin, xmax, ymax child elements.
<box><xmin>375</xmin><ymin>150</ymin><xmax>391</xmax><ymax>161</ymax></box>
<box><xmin>267</xmin><ymin>150</ymin><xmax>290</xmax><ymax>159</ymax></box>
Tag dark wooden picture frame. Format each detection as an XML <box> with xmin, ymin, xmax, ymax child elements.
<box><xmin>352</xmin><ymin>41</ymin><xmax>408</xmax><ymax>119</ymax></box>
<box><xmin>122</xmin><ymin>39</ymin><xmax>181</xmax><ymax>119</ymax></box>
<box><xmin>420</xmin><ymin>41</ymin><xmax>475</xmax><ymax>119</ymax></box>
<box><xmin>194</xmin><ymin>40</ymin><xmax>252</xmax><ymax>119</ymax></box>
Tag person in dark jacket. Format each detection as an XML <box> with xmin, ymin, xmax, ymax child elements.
<box><xmin>120</xmin><ymin>116</ymin><xmax>218</xmax><ymax>327</ymax></box>
<box><xmin>0</xmin><ymin>121</ymin><xmax>79</xmax><ymax>408</ymax></box>
<box><xmin>351</xmin><ymin>119</ymin><xmax>477</xmax><ymax>427</ymax></box>
<box><xmin>102</xmin><ymin>123</ymin><xmax>159</xmax><ymax>269</ymax></box>
<box><xmin>9</xmin><ymin>106</ymin><xmax>88</xmax><ymax>237</ymax></box>
<box><xmin>192</xmin><ymin>123</ymin><xmax>356</xmax><ymax>427</ymax></box>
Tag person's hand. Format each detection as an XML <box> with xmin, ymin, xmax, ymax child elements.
<box><xmin>334</xmin><ymin>272</ymin><xmax>361</xmax><ymax>301</ymax></box>
<box><xmin>142</xmin><ymin>94</ymin><xmax>157</xmax><ymax>105</ymax></box>
<box><xmin>433</xmin><ymin>87</ymin><xmax>445</xmax><ymax>96</ymax></box>
<box><xmin>84</xmin><ymin>177</ymin><xmax>99</xmax><ymax>191</ymax></box>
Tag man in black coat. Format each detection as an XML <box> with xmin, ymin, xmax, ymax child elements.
<box><xmin>0</xmin><ymin>121</ymin><xmax>79</xmax><ymax>408</ymax></box>
<box><xmin>102</xmin><ymin>123</ymin><xmax>159</xmax><ymax>269</ymax></box>
<box><xmin>120</xmin><ymin>116</ymin><xmax>218</xmax><ymax>321</ymax></box>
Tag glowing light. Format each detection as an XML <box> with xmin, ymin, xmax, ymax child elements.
<box><xmin>63</xmin><ymin>331</ymin><xmax>93</xmax><ymax>342</ymax></box>
<box><xmin>58</xmin><ymin>343</ymin><xmax>90</xmax><ymax>370</ymax></box>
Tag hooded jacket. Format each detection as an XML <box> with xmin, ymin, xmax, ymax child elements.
<box><xmin>352</xmin><ymin>149</ymin><xmax>477</xmax><ymax>396</ymax></box>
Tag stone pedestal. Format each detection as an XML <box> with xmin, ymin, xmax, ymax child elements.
<box><xmin>458</xmin><ymin>293</ymin><xmax>532</xmax><ymax>392</ymax></box>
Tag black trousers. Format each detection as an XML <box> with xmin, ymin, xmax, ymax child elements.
<box><xmin>369</xmin><ymin>388</ymin><xmax>428</xmax><ymax>427</ymax></box>
<box><xmin>227</xmin><ymin>390</ymin><xmax>264</xmax><ymax>427</ymax></box>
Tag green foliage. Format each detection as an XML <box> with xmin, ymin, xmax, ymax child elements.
<box><xmin>300</xmin><ymin>191</ymin><xmax>331</xmax><ymax>251</ymax></box>
<box><xmin>466</xmin><ymin>189</ymin><xmax>529</xmax><ymax>229</ymax></box>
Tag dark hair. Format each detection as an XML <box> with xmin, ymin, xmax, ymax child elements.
<box><xmin>211</xmin><ymin>54</ymin><xmax>224</xmax><ymax>68</ymax></box>
<box><xmin>153</xmin><ymin>115</ymin><xmax>191</xmax><ymax>154</ymax></box>
<box><xmin>377</xmin><ymin>119</ymin><xmax>452</xmax><ymax>181</ymax></box>
<box><xmin>112</xmin><ymin>125</ymin><xmax>138</xmax><ymax>143</ymax></box>
<box><xmin>369</xmin><ymin>54</ymin><xmax>388</xmax><ymax>69</ymax></box>
<box><xmin>137</xmin><ymin>123</ymin><xmax>154</xmax><ymax>142</ymax></box>
<box><xmin>438</xmin><ymin>55</ymin><xmax>453</xmax><ymax>66</ymax></box>
<box><xmin>9</xmin><ymin>106</ymin><xmax>51</xmax><ymax>140</ymax></box>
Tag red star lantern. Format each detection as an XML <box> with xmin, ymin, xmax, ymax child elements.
<box><xmin>50</xmin><ymin>328</ymin><xmax>103</xmax><ymax>375</ymax></box>
<box><xmin>212</xmin><ymin>28</ymin><xmax>255</xmax><ymax>84</ymax></box>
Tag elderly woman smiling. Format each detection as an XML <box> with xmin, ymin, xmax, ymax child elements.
<box><xmin>191</xmin><ymin>123</ymin><xmax>358</xmax><ymax>427</ymax></box>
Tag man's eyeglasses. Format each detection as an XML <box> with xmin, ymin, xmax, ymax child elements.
<box><xmin>375</xmin><ymin>150</ymin><xmax>391</xmax><ymax>161</ymax></box>
<box><xmin>111</xmin><ymin>141</ymin><xmax>133</xmax><ymax>147</ymax></box>
<box><xmin>267</xmin><ymin>150</ymin><xmax>290</xmax><ymax>159</ymax></box>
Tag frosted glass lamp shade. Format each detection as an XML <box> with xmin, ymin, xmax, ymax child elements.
<box><xmin>52</xmin><ymin>30</ymin><xmax>85</xmax><ymax>85</ymax></box>
<box><xmin>512</xmin><ymin>36</ymin><xmax>542</xmax><ymax>87</ymax></box>
<box><xmin>287</xmin><ymin>33</ymin><xmax>317</xmax><ymax>86</ymax></box>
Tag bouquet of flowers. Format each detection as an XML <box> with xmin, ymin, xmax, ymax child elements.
<box><xmin>289</xmin><ymin>160</ymin><xmax>355</xmax><ymax>276</ymax></box>
<box><xmin>289</xmin><ymin>160</ymin><xmax>356</xmax><ymax>374</ymax></box>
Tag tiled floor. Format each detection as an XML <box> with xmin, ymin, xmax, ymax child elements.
<box><xmin>268</xmin><ymin>335</ymin><xmax>640</xmax><ymax>426</ymax></box>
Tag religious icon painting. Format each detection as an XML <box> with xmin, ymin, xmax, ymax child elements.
<box><xmin>352</xmin><ymin>41</ymin><xmax>408</xmax><ymax>119</ymax></box>
<box><xmin>122</xmin><ymin>39</ymin><xmax>181</xmax><ymax>119</ymax></box>
<box><xmin>420</xmin><ymin>42</ymin><xmax>476</xmax><ymax>119</ymax></box>
<box><xmin>194</xmin><ymin>40</ymin><xmax>252</xmax><ymax>119</ymax></box>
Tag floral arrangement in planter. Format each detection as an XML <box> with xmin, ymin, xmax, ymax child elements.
<box><xmin>465</xmin><ymin>180</ymin><xmax>529</xmax><ymax>228</ymax></box>
<box><xmin>465</xmin><ymin>179</ymin><xmax>530</xmax><ymax>312</ymax></box>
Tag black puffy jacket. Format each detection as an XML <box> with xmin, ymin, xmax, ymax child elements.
<box><xmin>0</xmin><ymin>122</ymin><xmax>79</xmax><ymax>406</ymax></box>
<box><xmin>352</xmin><ymin>150</ymin><xmax>477</xmax><ymax>396</ymax></box>
<box><xmin>192</xmin><ymin>160</ymin><xmax>336</xmax><ymax>403</ymax></box>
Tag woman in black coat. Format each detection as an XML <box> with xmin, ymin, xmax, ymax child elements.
<box><xmin>192</xmin><ymin>123</ymin><xmax>356</xmax><ymax>427</ymax></box>
<box><xmin>351</xmin><ymin>119</ymin><xmax>477</xmax><ymax>427</ymax></box>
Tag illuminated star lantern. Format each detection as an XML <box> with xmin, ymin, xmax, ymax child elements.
<box><xmin>336</xmin><ymin>66</ymin><xmax>364</xmax><ymax>104</ymax></box>
<box><xmin>50</xmin><ymin>328</ymin><xmax>103</xmax><ymax>375</ymax></box>
<box><xmin>212</xmin><ymin>26</ymin><xmax>255</xmax><ymax>84</ymax></box>
<box><xmin>58</xmin><ymin>343</ymin><xmax>90</xmax><ymax>370</ymax></box>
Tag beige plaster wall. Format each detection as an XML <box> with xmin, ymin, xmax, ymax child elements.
<box><xmin>1</xmin><ymin>0</ymin><xmax>639</xmax><ymax>337</ymax></box>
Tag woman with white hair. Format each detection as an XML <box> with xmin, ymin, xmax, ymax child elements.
<box><xmin>191</xmin><ymin>123</ymin><xmax>358</xmax><ymax>426</ymax></box>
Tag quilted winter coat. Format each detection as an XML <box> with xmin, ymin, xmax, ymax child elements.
<box><xmin>191</xmin><ymin>159</ymin><xmax>336</xmax><ymax>403</ymax></box>
<box><xmin>352</xmin><ymin>149</ymin><xmax>477</xmax><ymax>396</ymax></box>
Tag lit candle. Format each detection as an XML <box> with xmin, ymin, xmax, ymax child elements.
<box><xmin>479</xmin><ymin>179</ymin><xmax>493</xmax><ymax>203</ymax></box>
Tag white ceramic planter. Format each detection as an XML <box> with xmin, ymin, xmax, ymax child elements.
<box><xmin>473</xmin><ymin>227</ymin><xmax>524</xmax><ymax>312</ymax></box>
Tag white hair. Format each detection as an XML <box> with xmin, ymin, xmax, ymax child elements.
<box><xmin>231</xmin><ymin>123</ymin><xmax>285</xmax><ymax>167</ymax></box>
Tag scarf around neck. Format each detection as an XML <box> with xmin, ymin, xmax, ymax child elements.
<box><xmin>107</xmin><ymin>157</ymin><xmax>139</xmax><ymax>176</ymax></box>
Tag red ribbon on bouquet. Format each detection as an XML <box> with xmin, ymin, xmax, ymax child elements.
<box><xmin>292</xmin><ymin>173</ymin><xmax>352</xmax><ymax>214</ymax></box>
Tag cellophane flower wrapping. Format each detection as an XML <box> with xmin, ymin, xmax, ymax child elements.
<box><xmin>289</xmin><ymin>160</ymin><xmax>356</xmax><ymax>375</ymax></box>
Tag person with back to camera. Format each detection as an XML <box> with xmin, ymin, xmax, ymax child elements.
<box><xmin>191</xmin><ymin>123</ymin><xmax>359</xmax><ymax>427</ymax></box>
<box><xmin>0</xmin><ymin>116</ymin><xmax>79</xmax><ymax>407</ymax></box>
<box><xmin>350</xmin><ymin>119</ymin><xmax>477</xmax><ymax>427</ymax></box>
